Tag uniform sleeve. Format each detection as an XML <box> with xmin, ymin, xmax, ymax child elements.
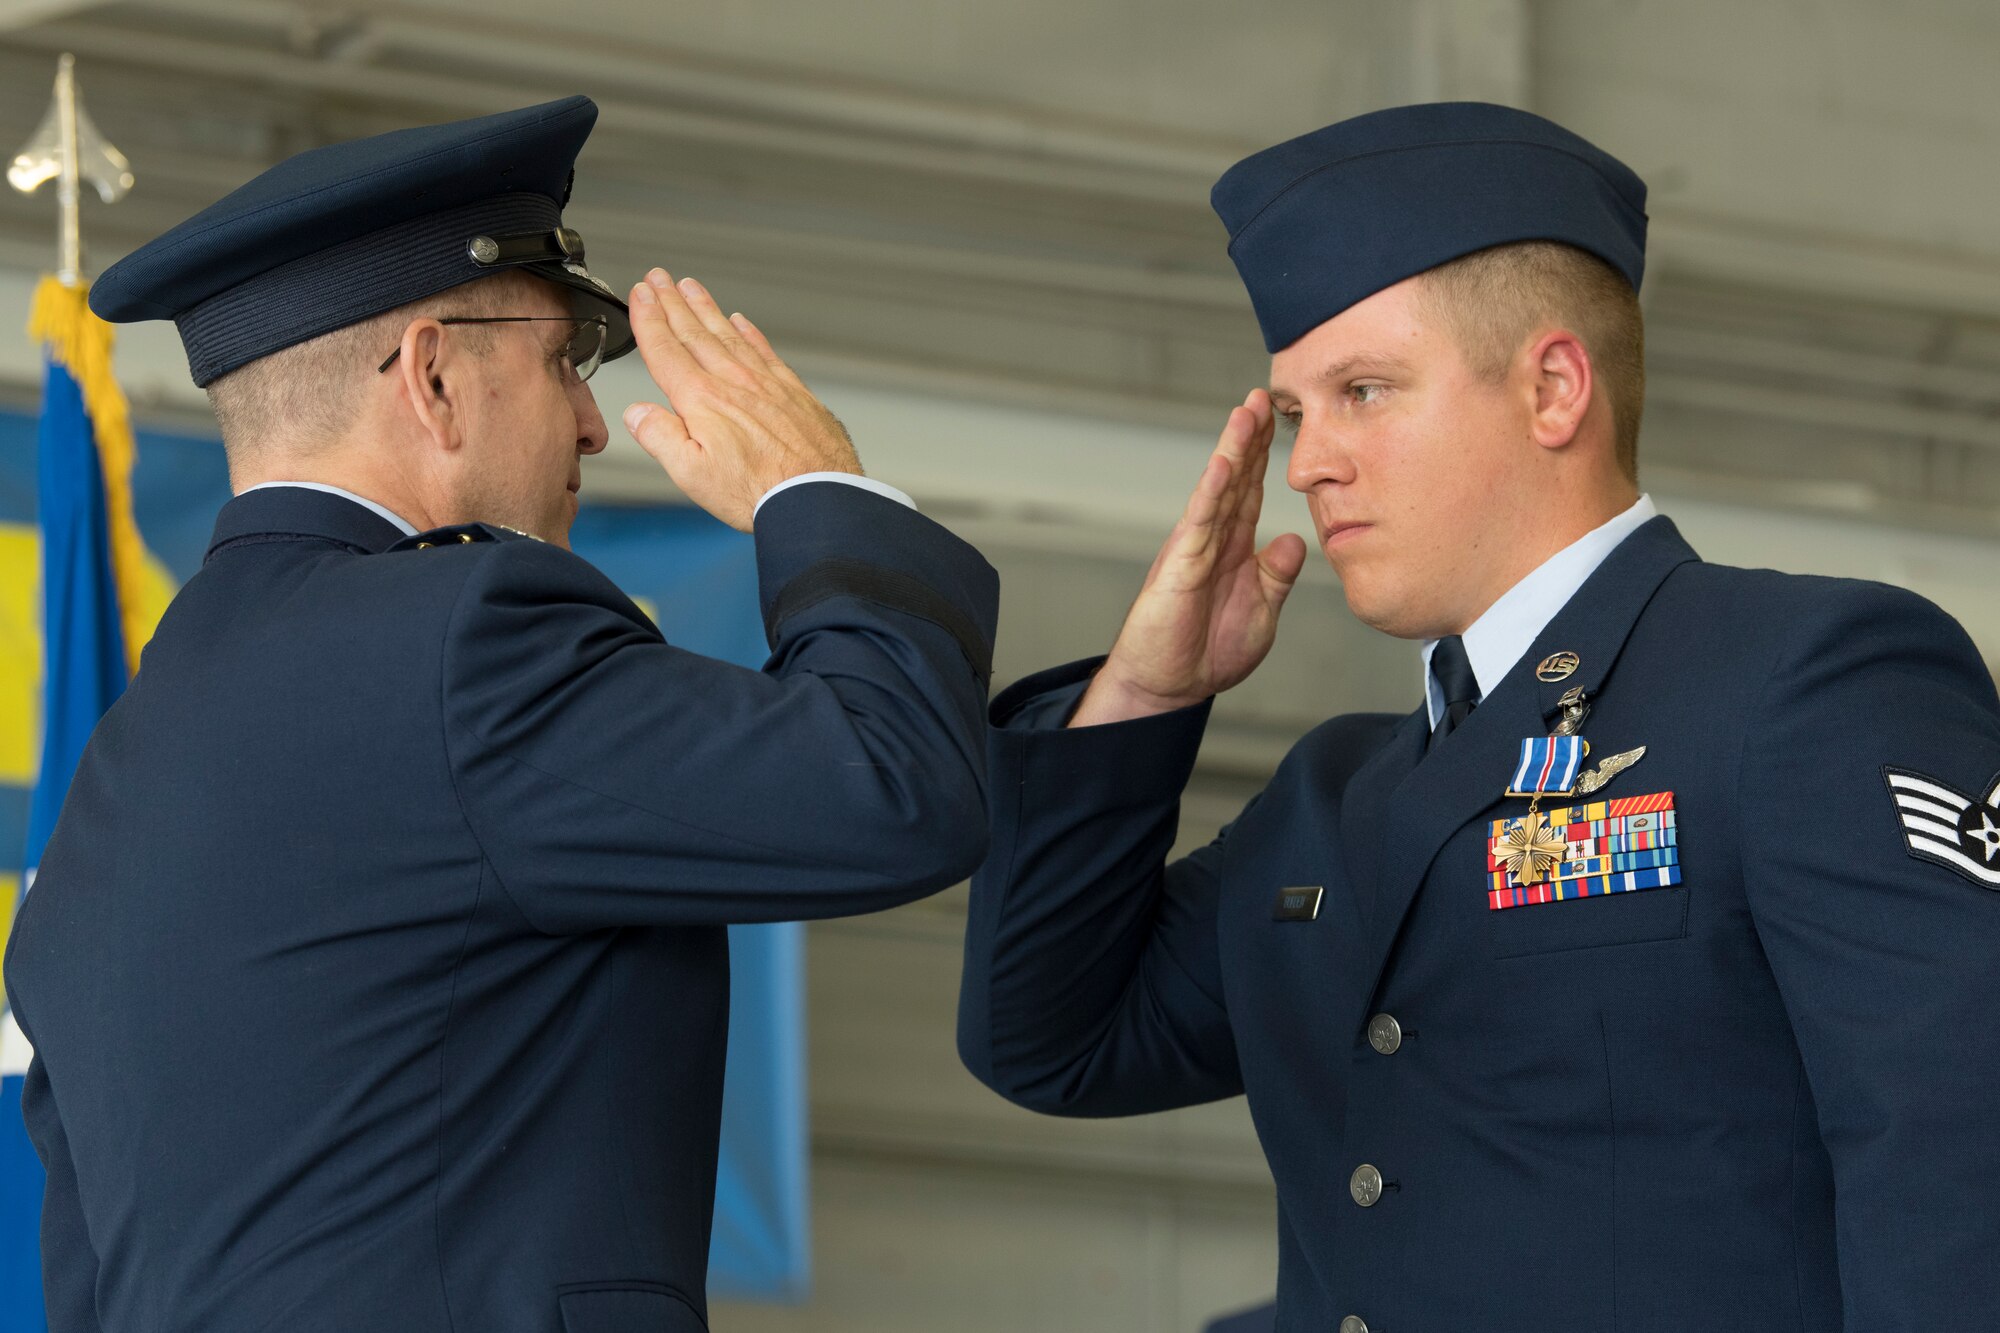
<box><xmin>442</xmin><ymin>483</ymin><xmax>999</xmax><ymax>931</ymax></box>
<box><xmin>1740</xmin><ymin>580</ymin><xmax>2000</xmax><ymax>1330</ymax></box>
<box><xmin>957</xmin><ymin>659</ymin><xmax>1245</xmax><ymax>1118</ymax></box>
<box><xmin>17</xmin><ymin>1052</ymin><xmax>102</xmax><ymax>1333</ymax></box>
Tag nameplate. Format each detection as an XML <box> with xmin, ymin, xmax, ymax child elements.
<box><xmin>1272</xmin><ymin>886</ymin><xmax>1323</xmax><ymax>922</ymax></box>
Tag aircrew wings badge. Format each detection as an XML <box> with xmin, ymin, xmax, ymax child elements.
<box><xmin>1883</xmin><ymin>767</ymin><xmax>2000</xmax><ymax>890</ymax></box>
<box><xmin>1487</xmin><ymin>792</ymin><xmax>1682</xmax><ymax>910</ymax></box>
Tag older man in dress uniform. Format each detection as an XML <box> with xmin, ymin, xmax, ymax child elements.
<box><xmin>958</xmin><ymin>102</ymin><xmax>2000</xmax><ymax>1333</ymax></box>
<box><xmin>6</xmin><ymin>96</ymin><xmax>997</xmax><ymax>1333</ymax></box>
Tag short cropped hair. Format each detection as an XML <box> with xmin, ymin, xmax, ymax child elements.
<box><xmin>203</xmin><ymin>269</ymin><xmax>549</xmax><ymax>458</ymax></box>
<box><xmin>1417</xmin><ymin>241</ymin><xmax>1645</xmax><ymax>480</ymax></box>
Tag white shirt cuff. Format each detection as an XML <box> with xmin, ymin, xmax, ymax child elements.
<box><xmin>752</xmin><ymin>472</ymin><xmax>917</xmax><ymax>520</ymax></box>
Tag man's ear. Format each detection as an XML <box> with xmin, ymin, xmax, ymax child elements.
<box><xmin>1524</xmin><ymin>328</ymin><xmax>1594</xmax><ymax>452</ymax></box>
<box><xmin>393</xmin><ymin>318</ymin><xmax>464</xmax><ymax>454</ymax></box>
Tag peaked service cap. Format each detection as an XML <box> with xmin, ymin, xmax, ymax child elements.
<box><xmin>1211</xmin><ymin>102</ymin><xmax>1648</xmax><ymax>353</ymax></box>
<box><xmin>90</xmin><ymin>95</ymin><xmax>634</xmax><ymax>387</ymax></box>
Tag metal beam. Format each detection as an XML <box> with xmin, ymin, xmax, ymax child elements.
<box><xmin>0</xmin><ymin>0</ymin><xmax>105</xmax><ymax>31</ymax></box>
<box><xmin>8</xmin><ymin>16</ymin><xmax>1228</xmax><ymax>206</ymax></box>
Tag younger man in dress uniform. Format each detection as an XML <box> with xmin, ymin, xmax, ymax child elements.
<box><xmin>6</xmin><ymin>97</ymin><xmax>998</xmax><ymax>1332</ymax></box>
<box><xmin>958</xmin><ymin>103</ymin><xmax>2000</xmax><ymax>1332</ymax></box>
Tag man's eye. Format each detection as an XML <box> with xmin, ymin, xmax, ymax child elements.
<box><xmin>1349</xmin><ymin>383</ymin><xmax>1386</xmax><ymax>404</ymax></box>
<box><xmin>1277</xmin><ymin>412</ymin><xmax>1302</xmax><ymax>434</ymax></box>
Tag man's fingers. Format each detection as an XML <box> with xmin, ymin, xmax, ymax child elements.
<box><xmin>1243</xmin><ymin>387</ymin><xmax>1275</xmax><ymax>439</ymax></box>
<box><xmin>1210</xmin><ymin>388</ymin><xmax>1279</xmax><ymax>541</ymax></box>
<box><xmin>1212</xmin><ymin>394</ymin><xmax>1256</xmax><ymax>470</ymax></box>
<box><xmin>1238</xmin><ymin>392</ymin><xmax>1279</xmax><ymax>530</ymax></box>
<box><xmin>1210</xmin><ymin>400</ymin><xmax>1266</xmax><ymax>528</ymax></box>
<box><xmin>627</xmin><ymin>278</ymin><xmax>704</xmax><ymax>389</ymax></box>
<box><xmin>1152</xmin><ymin>449</ymin><xmax>1232</xmax><ymax>583</ymax></box>
<box><xmin>729</xmin><ymin>313</ymin><xmax>808</xmax><ymax>388</ymax></box>
<box><xmin>676</xmin><ymin>277</ymin><xmax>764</xmax><ymax>370</ymax></box>
<box><xmin>1191</xmin><ymin>391</ymin><xmax>1271</xmax><ymax>537</ymax></box>
<box><xmin>1257</xmin><ymin>532</ymin><xmax>1308</xmax><ymax>604</ymax></box>
<box><xmin>645</xmin><ymin>269</ymin><xmax>743</xmax><ymax>376</ymax></box>
<box><xmin>1181</xmin><ymin>448</ymin><xmax>1232</xmax><ymax>534</ymax></box>
<box><xmin>622</xmin><ymin>400</ymin><xmax>694</xmax><ymax>462</ymax></box>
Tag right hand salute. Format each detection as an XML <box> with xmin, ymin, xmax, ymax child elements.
<box><xmin>622</xmin><ymin>267</ymin><xmax>862</xmax><ymax>532</ymax></box>
<box><xmin>1070</xmin><ymin>388</ymin><xmax>1308</xmax><ymax>727</ymax></box>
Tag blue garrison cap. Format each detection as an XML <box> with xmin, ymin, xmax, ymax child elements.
<box><xmin>91</xmin><ymin>95</ymin><xmax>634</xmax><ymax>386</ymax></box>
<box><xmin>1212</xmin><ymin>102</ymin><xmax>1648</xmax><ymax>353</ymax></box>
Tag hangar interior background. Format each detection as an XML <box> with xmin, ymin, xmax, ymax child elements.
<box><xmin>2</xmin><ymin>2</ymin><xmax>1998</xmax><ymax>1329</ymax></box>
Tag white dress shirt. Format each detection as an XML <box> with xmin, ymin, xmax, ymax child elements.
<box><xmin>239</xmin><ymin>474</ymin><xmax>915</xmax><ymax>536</ymax></box>
<box><xmin>753</xmin><ymin>472</ymin><xmax>914</xmax><ymax>519</ymax></box>
<box><xmin>1422</xmin><ymin>494</ymin><xmax>1658</xmax><ymax>728</ymax></box>
<box><xmin>238</xmin><ymin>481</ymin><xmax>419</xmax><ymax>536</ymax></box>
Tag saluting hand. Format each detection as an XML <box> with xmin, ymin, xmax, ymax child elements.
<box><xmin>1070</xmin><ymin>389</ymin><xmax>1308</xmax><ymax>727</ymax></box>
<box><xmin>622</xmin><ymin>268</ymin><xmax>862</xmax><ymax>532</ymax></box>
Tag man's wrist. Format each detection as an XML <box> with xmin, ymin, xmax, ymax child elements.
<box><xmin>1067</xmin><ymin>665</ymin><xmax>1207</xmax><ymax>729</ymax></box>
<box><xmin>752</xmin><ymin>472</ymin><xmax>916</xmax><ymax>521</ymax></box>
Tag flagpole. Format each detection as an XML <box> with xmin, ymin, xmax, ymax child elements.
<box><xmin>54</xmin><ymin>53</ymin><xmax>81</xmax><ymax>286</ymax></box>
<box><xmin>9</xmin><ymin>51</ymin><xmax>135</xmax><ymax>286</ymax></box>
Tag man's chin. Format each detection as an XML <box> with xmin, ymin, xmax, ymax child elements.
<box><xmin>552</xmin><ymin>489</ymin><xmax>580</xmax><ymax>547</ymax></box>
<box><xmin>1339</xmin><ymin>578</ymin><xmax>1433</xmax><ymax>642</ymax></box>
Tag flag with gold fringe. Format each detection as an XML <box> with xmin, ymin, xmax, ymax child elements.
<box><xmin>2</xmin><ymin>275</ymin><xmax>161</xmax><ymax>1332</ymax></box>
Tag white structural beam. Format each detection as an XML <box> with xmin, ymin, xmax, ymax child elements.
<box><xmin>0</xmin><ymin>0</ymin><xmax>104</xmax><ymax>31</ymax></box>
<box><xmin>1407</xmin><ymin>0</ymin><xmax>1533</xmax><ymax>107</ymax></box>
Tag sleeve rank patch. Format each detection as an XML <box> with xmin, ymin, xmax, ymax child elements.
<box><xmin>1883</xmin><ymin>766</ymin><xmax>2000</xmax><ymax>890</ymax></box>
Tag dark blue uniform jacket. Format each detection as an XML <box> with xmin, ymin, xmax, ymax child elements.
<box><xmin>960</xmin><ymin>516</ymin><xmax>2000</xmax><ymax>1333</ymax></box>
<box><xmin>6</xmin><ymin>481</ymin><xmax>998</xmax><ymax>1333</ymax></box>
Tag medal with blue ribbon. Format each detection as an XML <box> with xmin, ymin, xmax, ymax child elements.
<box><xmin>1494</xmin><ymin>735</ymin><xmax>1584</xmax><ymax>885</ymax></box>
<box><xmin>1505</xmin><ymin>734</ymin><xmax>1586</xmax><ymax>801</ymax></box>
<box><xmin>1492</xmin><ymin>685</ymin><xmax>1653</xmax><ymax>888</ymax></box>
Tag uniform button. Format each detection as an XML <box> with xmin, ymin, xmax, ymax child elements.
<box><xmin>1349</xmin><ymin>1163</ymin><xmax>1384</xmax><ymax>1207</ymax></box>
<box><xmin>1367</xmin><ymin>1012</ymin><xmax>1403</xmax><ymax>1055</ymax></box>
<box><xmin>1339</xmin><ymin>1317</ymin><xmax>1370</xmax><ymax>1333</ymax></box>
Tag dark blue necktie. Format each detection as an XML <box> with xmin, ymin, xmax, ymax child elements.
<box><xmin>1428</xmin><ymin>635</ymin><xmax>1480</xmax><ymax>750</ymax></box>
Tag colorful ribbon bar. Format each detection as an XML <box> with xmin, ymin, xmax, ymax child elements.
<box><xmin>1487</xmin><ymin>791</ymin><xmax>1683</xmax><ymax>910</ymax></box>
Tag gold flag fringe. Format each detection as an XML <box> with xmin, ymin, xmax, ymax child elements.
<box><xmin>27</xmin><ymin>275</ymin><xmax>155</xmax><ymax>678</ymax></box>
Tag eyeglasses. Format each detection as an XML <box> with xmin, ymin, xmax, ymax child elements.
<box><xmin>376</xmin><ymin>315</ymin><xmax>610</xmax><ymax>383</ymax></box>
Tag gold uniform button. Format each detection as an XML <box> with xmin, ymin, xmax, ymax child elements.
<box><xmin>1349</xmin><ymin>1163</ymin><xmax>1384</xmax><ymax>1207</ymax></box>
<box><xmin>1367</xmin><ymin>1013</ymin><xmax>1402</xmax><ymax>1055</ymax></box>
<box><xmin>1340</xmin><ymin>1317</ymin><xmax>1371</xmax><ymax>1333</ymax></box>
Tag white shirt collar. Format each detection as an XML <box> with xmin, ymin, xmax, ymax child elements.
<box><xmin>1422</xmin><ymin>494</ymin><xmax>1658</xmax><ymax>728</ymax></box>
<box><xmin>237</xmin><ymin>481</ymin><xmax>419</xmax><ymax>538</ymax></box>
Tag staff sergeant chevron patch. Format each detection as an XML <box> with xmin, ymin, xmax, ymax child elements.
<box><xmin>1883</xmin><ymin>766</ymin><xmax>2000</xmax><ymax>890</ymax></box>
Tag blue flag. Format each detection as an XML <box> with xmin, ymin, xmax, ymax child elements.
<box><xmin>3</xmin><ymin>277</ymin><xmax>154</xmax><ymax>1333</ymax></box>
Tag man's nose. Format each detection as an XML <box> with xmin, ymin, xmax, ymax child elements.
<box><xmin>572</xmin><ymin>381</ymin><xmax>610</xmax><ymax>455</ymax></box>
<box><xmin>1285</xmin><ymin>420</ymin><xmax>1352</xmax><ymax>493</ymax></box>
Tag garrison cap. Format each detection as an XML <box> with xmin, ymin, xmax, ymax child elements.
<box><xmin>90</xmin><ymin>95</ymin><xmax>634</xmax><ymax>386</ymax></box>
<box><xmin>1211</xmin><ymin>102</ymin><xmax>1648</xmax><ymax>353</ymax></box>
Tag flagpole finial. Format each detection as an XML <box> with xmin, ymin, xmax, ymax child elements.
<box><xmin>8</xmin><ymin>53</ymin><xmax>136</xmax><ymax>287</ymax></box>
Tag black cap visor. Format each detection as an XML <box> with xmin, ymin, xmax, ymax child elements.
<box><xmin>522</xmin><ymin>258</ymin><xmax>635</xmax><ymax>366</ymax></box>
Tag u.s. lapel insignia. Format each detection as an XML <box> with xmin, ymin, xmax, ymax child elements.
<box><xmin>1883</xmin><ymin>766</ymin><xmax>2000</xmax><ymax>889</ymax></box>
<box><xmin>1536</xmin><ymin>651</ymin><xmax>1580</xmax><ymax>682</ymax></box>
